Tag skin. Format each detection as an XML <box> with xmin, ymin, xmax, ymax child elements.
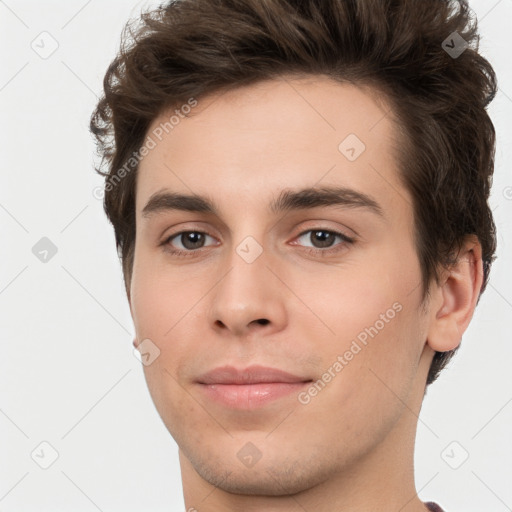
<box><xmin>128</xmin><ymin>75</ymin><xmax>483</xmax><ymax>511</ymax></box>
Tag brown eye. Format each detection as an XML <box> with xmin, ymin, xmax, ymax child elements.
<box><xmin>308</xmin><ymin>230</ymin><xmax>337</xmax><ymax>248</ymax></box>
<box><xmin>178</xmin><ymin>232</ymin><xmax>206</xmax><ymax>250</ymax></box>
<box><xmin>295</xmin><ymin>229</ymin><xmax>353</xmax><ymax>251</ymax></box>
<box><xmin>164</xmin><ymin>231</ymin><xmax>217</xmax><ymax>253</ymax></box>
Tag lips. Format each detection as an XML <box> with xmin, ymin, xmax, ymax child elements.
<box><xmin>196</xmin><ymin>365</ymin><xmax>311</xmax><ymax>385</ymax></box>
<box><xmin>196</xmin><ymin>365</ymin><xmax>313</xmax><ymax>409</ymax></box>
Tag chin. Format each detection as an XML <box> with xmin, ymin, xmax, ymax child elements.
<box><xmin>185</xmin><ymin>442</ymin><xmax>337</xmax><ymax>497</ymax></box>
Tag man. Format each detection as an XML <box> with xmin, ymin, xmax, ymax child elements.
<box><xmin>90</xmin><ymin>0</ymin><xmax>497</xmax><ymax>510</ymax></box>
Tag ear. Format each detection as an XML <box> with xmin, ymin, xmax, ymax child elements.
<box><xmin>427</xmin><ymin>235</ymin><xmax>484</xmax><ymax>352</ymax></box>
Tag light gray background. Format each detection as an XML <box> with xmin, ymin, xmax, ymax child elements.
<box><xmin>1</xmin><ymin>0</ymin><xmax>511</xmax><ymax>510</ymax></box>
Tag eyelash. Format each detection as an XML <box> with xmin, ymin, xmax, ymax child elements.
<box><xmin>160</xmin><ymin>228</ymin><xmax>355</xmax><ymax>258</ymax></box>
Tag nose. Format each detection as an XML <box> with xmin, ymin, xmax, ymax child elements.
<box><xmin>207</xmin><ymin>242</ymin><xmax>287</xmax><ymax>338</ymax></box>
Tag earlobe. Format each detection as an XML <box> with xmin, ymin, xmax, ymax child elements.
<box><xmin>426</xmin><ymin>236</ymin><xmax>484</xmax><ymax>353</ymax></box>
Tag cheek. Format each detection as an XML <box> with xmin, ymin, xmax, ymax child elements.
<box><xmin>130</xmin><ymin>260</ymin><xmax>201</xmax><ymax>432</ymax></box>
<box><xmin>130</xmin><ymin>250</ymin><xmax>205</xmax><ymax>341</ymax></box>
<box><xmin>292</xmin><ymin>256</ymin><xmax>415</xmax><ymax>346</ymax></box>
<box><xmin>293</xmin><ymin>242</ymin><xmax>424</xmax><ymax>391</ymax></box>
<box><xmin>130</xmin><ymin>259</ymin><xmax>189</xmax><ymax>397</ymax></box>
<box><xmin>293</xmin><ymin>278</ymin><xmax>424</xmax><ymax>454</ymax></box>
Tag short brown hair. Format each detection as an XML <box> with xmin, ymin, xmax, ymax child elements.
<box><xmin>90</xmin><ymin>0</ymin><xmax>497</xmax><ymax>386</ymax></box>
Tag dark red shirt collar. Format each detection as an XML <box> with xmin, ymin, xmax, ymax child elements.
<box><xmin>425</xmin><ymin>502</ymin><xmax>445</xmax><ymax>512</ymax></box>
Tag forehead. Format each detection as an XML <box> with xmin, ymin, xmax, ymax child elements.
<box><xmin>135</xmin><ymin>75</ymin><xmax>407</xmax><ymax>217</ymax></box>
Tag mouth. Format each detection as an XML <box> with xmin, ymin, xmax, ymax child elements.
<box><xmin>196</xmin><ymin>365</ymin><xmax>313</xmax><ymax>409</ymax></box>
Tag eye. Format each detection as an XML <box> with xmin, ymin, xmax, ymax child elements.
<box><xmin>163</xmin><ymin>231</ymin><xmax>218</xmax><ymax>255</ymax></box>
<box><xmin>292</xmin><ymin>229</ymin><xmax>354</xmax><ymax>254</ymax></box>
<box><xmin>161</xmin><ymin>228</ymin><xmax>354</xmax><ymax>258</ymax></box>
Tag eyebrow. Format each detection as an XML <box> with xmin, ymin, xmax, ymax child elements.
<box><xmin>141</xmin><ymin>186</ymin><xmax>384</xmax><ymax>219</ymax></box>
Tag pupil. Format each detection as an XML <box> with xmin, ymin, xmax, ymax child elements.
<box><xmin>313</xmin><ymin>230</ymin><xmax>333</xmax><ymax>248</ymax></box>
<box><xmin>183</xmin><ymin>232</ymin><xmax>204</xmax><ymax>249</ymax></box>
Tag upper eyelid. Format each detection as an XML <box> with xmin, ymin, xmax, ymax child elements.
<box><xmin>163</xmin><ymin>218</ymin><xmax>354</xmax><ymax>237</ymax></box>
<box><xmin>296</xmin><ymin>227</ymin><xmax>352</xmax><ymax>238</ymax></box>
<box><xmin>165</xmin><ymin>230</ymin><xmax>218</xmax><ymax>247</ymax></box>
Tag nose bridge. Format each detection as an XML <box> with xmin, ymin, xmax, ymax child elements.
<box><xmin>218</xmin><ymin>234</ymin><xmax>270</xmax><ymax>308</ymax></box>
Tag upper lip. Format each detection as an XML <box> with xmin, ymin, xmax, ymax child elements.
<box><xmin>197</xmin><ymin>365</ymin><xmax>312</xmax><ymax>385</ymax></box>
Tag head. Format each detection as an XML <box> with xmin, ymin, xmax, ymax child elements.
<box><xmin>90</xmin><ymin>0</ymin><xmax>497</xmax><ymax>498</ymax></box>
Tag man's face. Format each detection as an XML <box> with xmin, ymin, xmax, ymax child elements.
<box><xmin>130</xmin><ymin>76</ymin><xmax>434</xmax><ymax>494</ymax></box>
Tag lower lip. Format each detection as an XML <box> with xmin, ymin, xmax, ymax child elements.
<box><xmin>198</xmin><ymin>382</ymin><xmax>311</xmax><ymax>409</ymax></box>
